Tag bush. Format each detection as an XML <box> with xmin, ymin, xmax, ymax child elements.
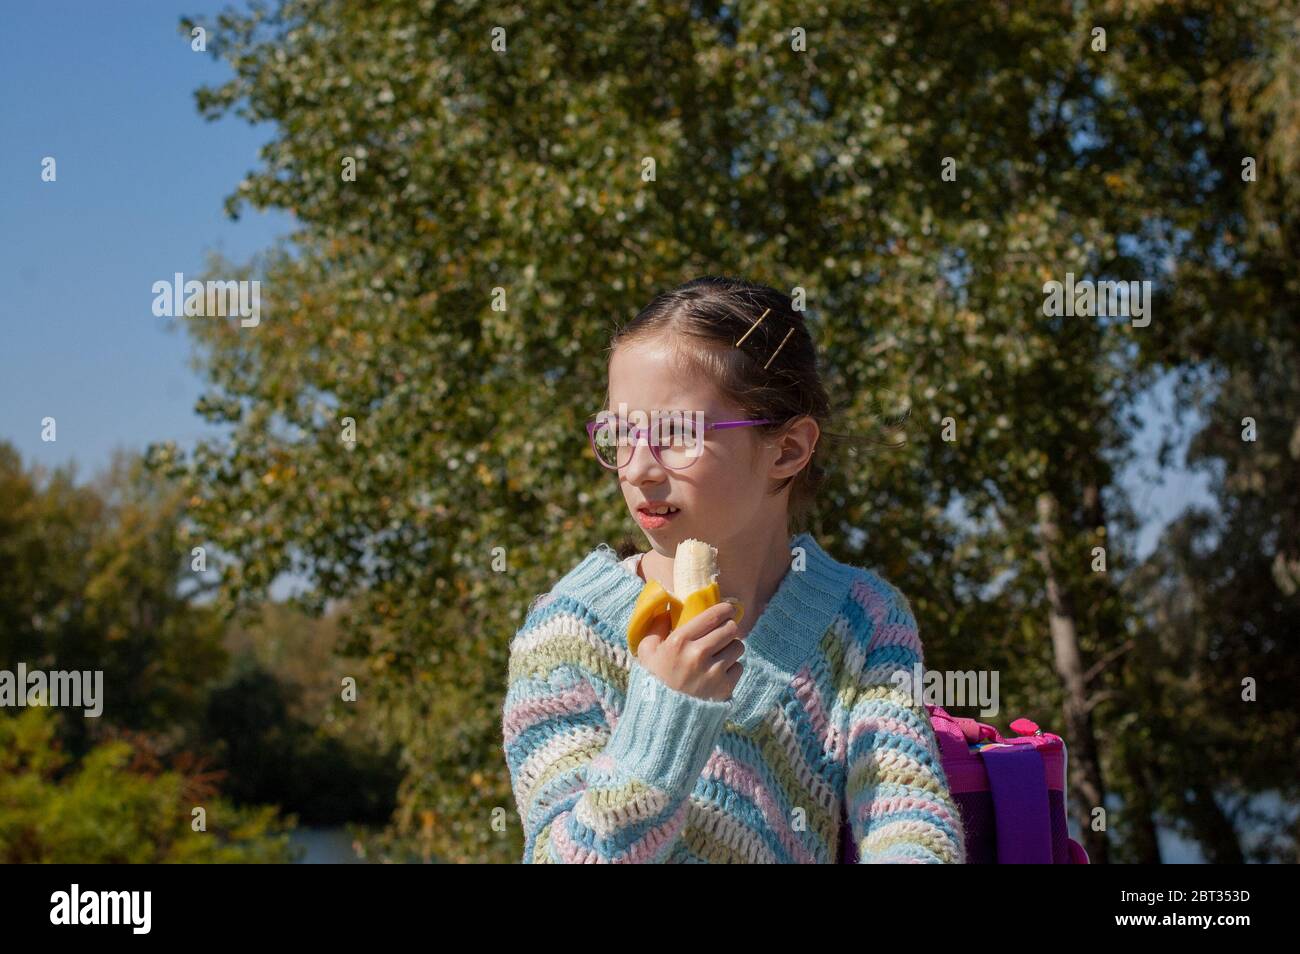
<box><xmin>0</xmin><ymin>706</ymin><xmax>297</xmax><ymax>863</ymax></box>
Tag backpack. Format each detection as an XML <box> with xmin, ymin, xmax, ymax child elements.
<box><xmin>838</xmin><ymin>704</ymin><xmax>1090</xmax><ymax>864</ymax></box>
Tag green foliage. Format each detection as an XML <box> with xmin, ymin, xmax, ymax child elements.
<box><xmin>1115</xmin><ymin>0</ymin><xmax>1300</xmax><ymax>860</ymax></box>
<box><xmin>160</xmin><ymin>0</ymin><xmax>1300</xmax><ymax>861</ymax></box>
<box><xmin>0</xmin><ymin>443</ymin><xmax>228</xmax><ymax>750</ymax></box>
<box><xmin>200</xmin><ymin>662</ymin><xmax>402</xmax><ymax>825</ymax></box>
<box><xmin>0</xmin><ymin>706</ymin><xmax>296</xmax><ymax>863</ymax></box>
<box><xmin>0</xmin><ymin>442</ymin><xmax>343</xmax><ymax>861</ymax></box>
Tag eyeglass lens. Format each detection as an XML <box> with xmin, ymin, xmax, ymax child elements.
<box><xmin>591</xmin><ymin>415</ymin><xmax>703</xmax><ymax>470</ymax></box>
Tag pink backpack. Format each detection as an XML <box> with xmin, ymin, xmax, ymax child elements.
<box><xmin>839</xmin><ymin>705</ymin><xmax>1090</xmax><ymax>863</ymax></box>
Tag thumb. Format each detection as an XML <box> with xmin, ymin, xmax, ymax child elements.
<box><xmin>636</xmin><ymin>611</ymin><xmax>673</xmax><ymax>661</ymax></box>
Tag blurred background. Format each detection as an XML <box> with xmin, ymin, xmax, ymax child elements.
<box><xmin>1</xmin><ymin>0</ymin><xmax>1296</xmax><ymax>863</ymax></box>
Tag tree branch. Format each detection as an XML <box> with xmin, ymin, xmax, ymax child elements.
<box><xmin>1083</xmin><ymin>638</ymin><xmax>1134</xmax><ymax>685</ymax></box>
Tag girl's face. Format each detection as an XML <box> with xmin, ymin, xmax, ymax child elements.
<box><xmin>606</xmin><ymin>336</ymin><xmax>785</xmax><ymax>552</ymax></box>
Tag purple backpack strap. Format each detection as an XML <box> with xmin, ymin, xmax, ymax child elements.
<box><xmin>982</xmin><ymin>744</ymin><xmax>1052</xmax><ymax>863</ymax></box>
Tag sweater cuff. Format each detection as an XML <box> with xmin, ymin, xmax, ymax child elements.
<box><xmin>603</xmin><ymin>660</ymin><xmax>731</xmax><ymax>797</ymax></box>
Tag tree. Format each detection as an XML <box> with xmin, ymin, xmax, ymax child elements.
<box><xmin>0</xmin><ymin>442</ymin><xmax>228</xmax><ymax>751</ymax></box>
<box><xmin>1117</xmin><ymin>0</ymin><xmax>1300</xmax><ymax>861</ymax></box>
<box><xmin>0</xmin><ymin>706</ymin><xmax>295</xmax><ymax>863</ymax></box>
<box><xmin>166</xmin><ymin>0</ymin><xmax>1298</xmax><ymax>861</ymax></box>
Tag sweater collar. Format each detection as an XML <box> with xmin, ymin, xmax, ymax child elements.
<box><xmin>553</xmin><ymin>531</ymin><xmax>858</xmax><ymax>729</ymax></box>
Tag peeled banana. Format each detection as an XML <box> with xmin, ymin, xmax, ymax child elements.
<box><xmin>626</xmin><ymin>538</ymin><xmax>744</xmax><ymax>654</ymax></box>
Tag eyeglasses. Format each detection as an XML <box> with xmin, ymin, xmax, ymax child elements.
<box><xmin>585</xmin><ymin>411</ymin><xmax>773</xmax><ymax>472</ymax></box>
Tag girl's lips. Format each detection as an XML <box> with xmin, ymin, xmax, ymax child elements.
<box><xmin>635</xmin><ymin>507</ymin><xmax>680</xmax><ymax>530</ymax></box>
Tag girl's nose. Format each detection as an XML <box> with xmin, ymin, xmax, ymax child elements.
<box><xmin>622</xmin><ymin>432</ymin><xmax>665</xmax><ymax>483</ymax></box>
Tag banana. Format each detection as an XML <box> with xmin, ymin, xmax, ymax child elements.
<box><xmin>673</xmin><ymin>538</ymin><xmax>719</xmax><ymax>600</ymax></box>
<box><xmin>626</xmin><ymin>538</ymin><xmax>744</xmax><ymax>655</ymax></box>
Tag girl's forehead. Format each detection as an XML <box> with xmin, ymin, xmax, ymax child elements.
<box><xmin>610</xmin><ymin>338</ymin><xmax>701</xmax><ymax>380</ymax></box>
<box><xmin>602</xmin><ymin>400</ymin><xmax>709</xmax><ymax>417</ymax></box>
<box><xmin>605</xmin><ymin>381</ymin><xmax>718</xmax><ymax>413</ymax></box>
<box><xmin>602</xmin><ymin>406</ymin><xmax>707</xmax><ymax>421</ymax></box>
<box><xmin>607</xmin><ymin>342</ymin><xmax>731</xmax><ymax>413</ymax></box>
<box><xmin>604</xmin><ymin>387</ymin><xmax>718</xmax><ymax>409</ymax></box>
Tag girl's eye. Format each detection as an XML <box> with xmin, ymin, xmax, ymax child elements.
<box><xmin>658</xmin><ymin>418</ymin><xmax>699</xmax><ymax>444</ymax></box>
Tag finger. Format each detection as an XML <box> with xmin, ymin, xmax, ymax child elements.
<box><xmin>696</xmin><ymin>618</ymin><xmax>741</xmax><ymax>655</ymax></box>
<box><xmin>671</xmin><ymin>599</ymin><xmax>737</xmax><ymax>642</ymax></box>
<box><xmin>708</xmin><ymin>636</ymin><xmax>745</xmax><ymax>668</ymax></box>
<box><xmin>636</xmin><ymin>612</ymin><xmax>672</xmax><ymax>661</ymax></box>
<box><xmin>718</xmin><ymin>659</ymin><xmax>744</xmax><ymax>697</ymax></box>
<box><xmin>648</xmin><ymin>611</ymin><xmax>672</xmax><ymax>639</ymax></box>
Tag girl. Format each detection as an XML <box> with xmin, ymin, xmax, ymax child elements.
<box><xmin>502</xmin><ymin>276</ymin><xmax>965</xmax><ymax>863</ymax></box>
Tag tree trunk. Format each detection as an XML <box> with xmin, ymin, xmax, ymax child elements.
<box><xmin>1121</xmin><ymin>745</ymin><xmax>1162</xmax><ymax>863</ymax></box>
<box><xmin>1177</xmin><ymin>779</ymin><xmax>1244</xmax><ymax>864</ymax></box>
<box><xmin>1081</xmin><ymin>481</ymin><xmax>1160</xmax><ymax>862</ymax></box>
<box><xmin>1035</xmin><ymin>491</ymin><xmax>1110</xmax><ymax>863</ymax></box>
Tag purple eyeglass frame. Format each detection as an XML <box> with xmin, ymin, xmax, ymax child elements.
<box><xmin>584</xmin><ymin>413</ymin><xmax>773</xmax><ymax>472</ymax></box>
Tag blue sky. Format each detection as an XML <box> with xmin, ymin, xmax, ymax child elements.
<box><xmin>0</xmin><ymin>1</ymin><xmax>1213</xmax><ymax>563</ymax></box>
<box><xmin>1</xmin><ymin>1</ymin><xmax>293</xmax><ymax>481</ymax></box>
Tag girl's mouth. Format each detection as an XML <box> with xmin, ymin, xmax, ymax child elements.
<box><xmin>635</xmin><ymin>505</ymin><xmax>681</xmax><ymax>530</ymax></box>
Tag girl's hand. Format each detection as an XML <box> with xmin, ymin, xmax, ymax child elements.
<box><xmin>635</xmin><ymin>599</ymin><xmax>745</xmax><ymax>702</ymax></box>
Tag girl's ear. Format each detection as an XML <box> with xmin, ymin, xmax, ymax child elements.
<box><xmin>771</xmin><ymin>417</ymin><xmax>818</xmax><ymax>476</ymax></box>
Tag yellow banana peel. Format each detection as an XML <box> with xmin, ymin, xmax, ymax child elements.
<box><xmin>626</xmin><ymin>539</ymin><xmax>743</xmax><ymax>655</ymax></box>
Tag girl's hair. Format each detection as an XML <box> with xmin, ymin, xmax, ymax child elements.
<box><xmin>606</xmin><ymin>275</ymin><xmax>891</xmax><ymax>537</ymax></box>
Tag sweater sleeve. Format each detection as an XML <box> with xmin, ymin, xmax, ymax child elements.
<box><xmin>845</xmin><ymin>579</ymin><xmax>966</xmax><ymax>864</ymax></box>
<box><xmin>502</xmin><ymin>593</ymin><xmax>732</xmax><ymax>863</ymax></box>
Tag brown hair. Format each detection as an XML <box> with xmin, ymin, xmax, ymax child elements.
<box><xmin>605</xmin><ymin>276</ymin><xmax>884</xmax><ymax>537</ymax></box>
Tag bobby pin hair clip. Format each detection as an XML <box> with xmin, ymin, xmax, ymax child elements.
<box><xmin>734</xmin><ymin>306</ymin><xmax>794</xmax><ymax>370</ymax></box>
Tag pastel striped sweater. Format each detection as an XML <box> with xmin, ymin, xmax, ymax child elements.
<box><xmin>501</xmin><ymin>531</ymin><xmax>965</xmax><ymax>863</ymax></box>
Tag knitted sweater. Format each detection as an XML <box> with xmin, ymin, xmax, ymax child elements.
<box><xmin>501</xmin><ymin>531</ymin><xmax>966</xmax><ymax>863</ymax></box>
